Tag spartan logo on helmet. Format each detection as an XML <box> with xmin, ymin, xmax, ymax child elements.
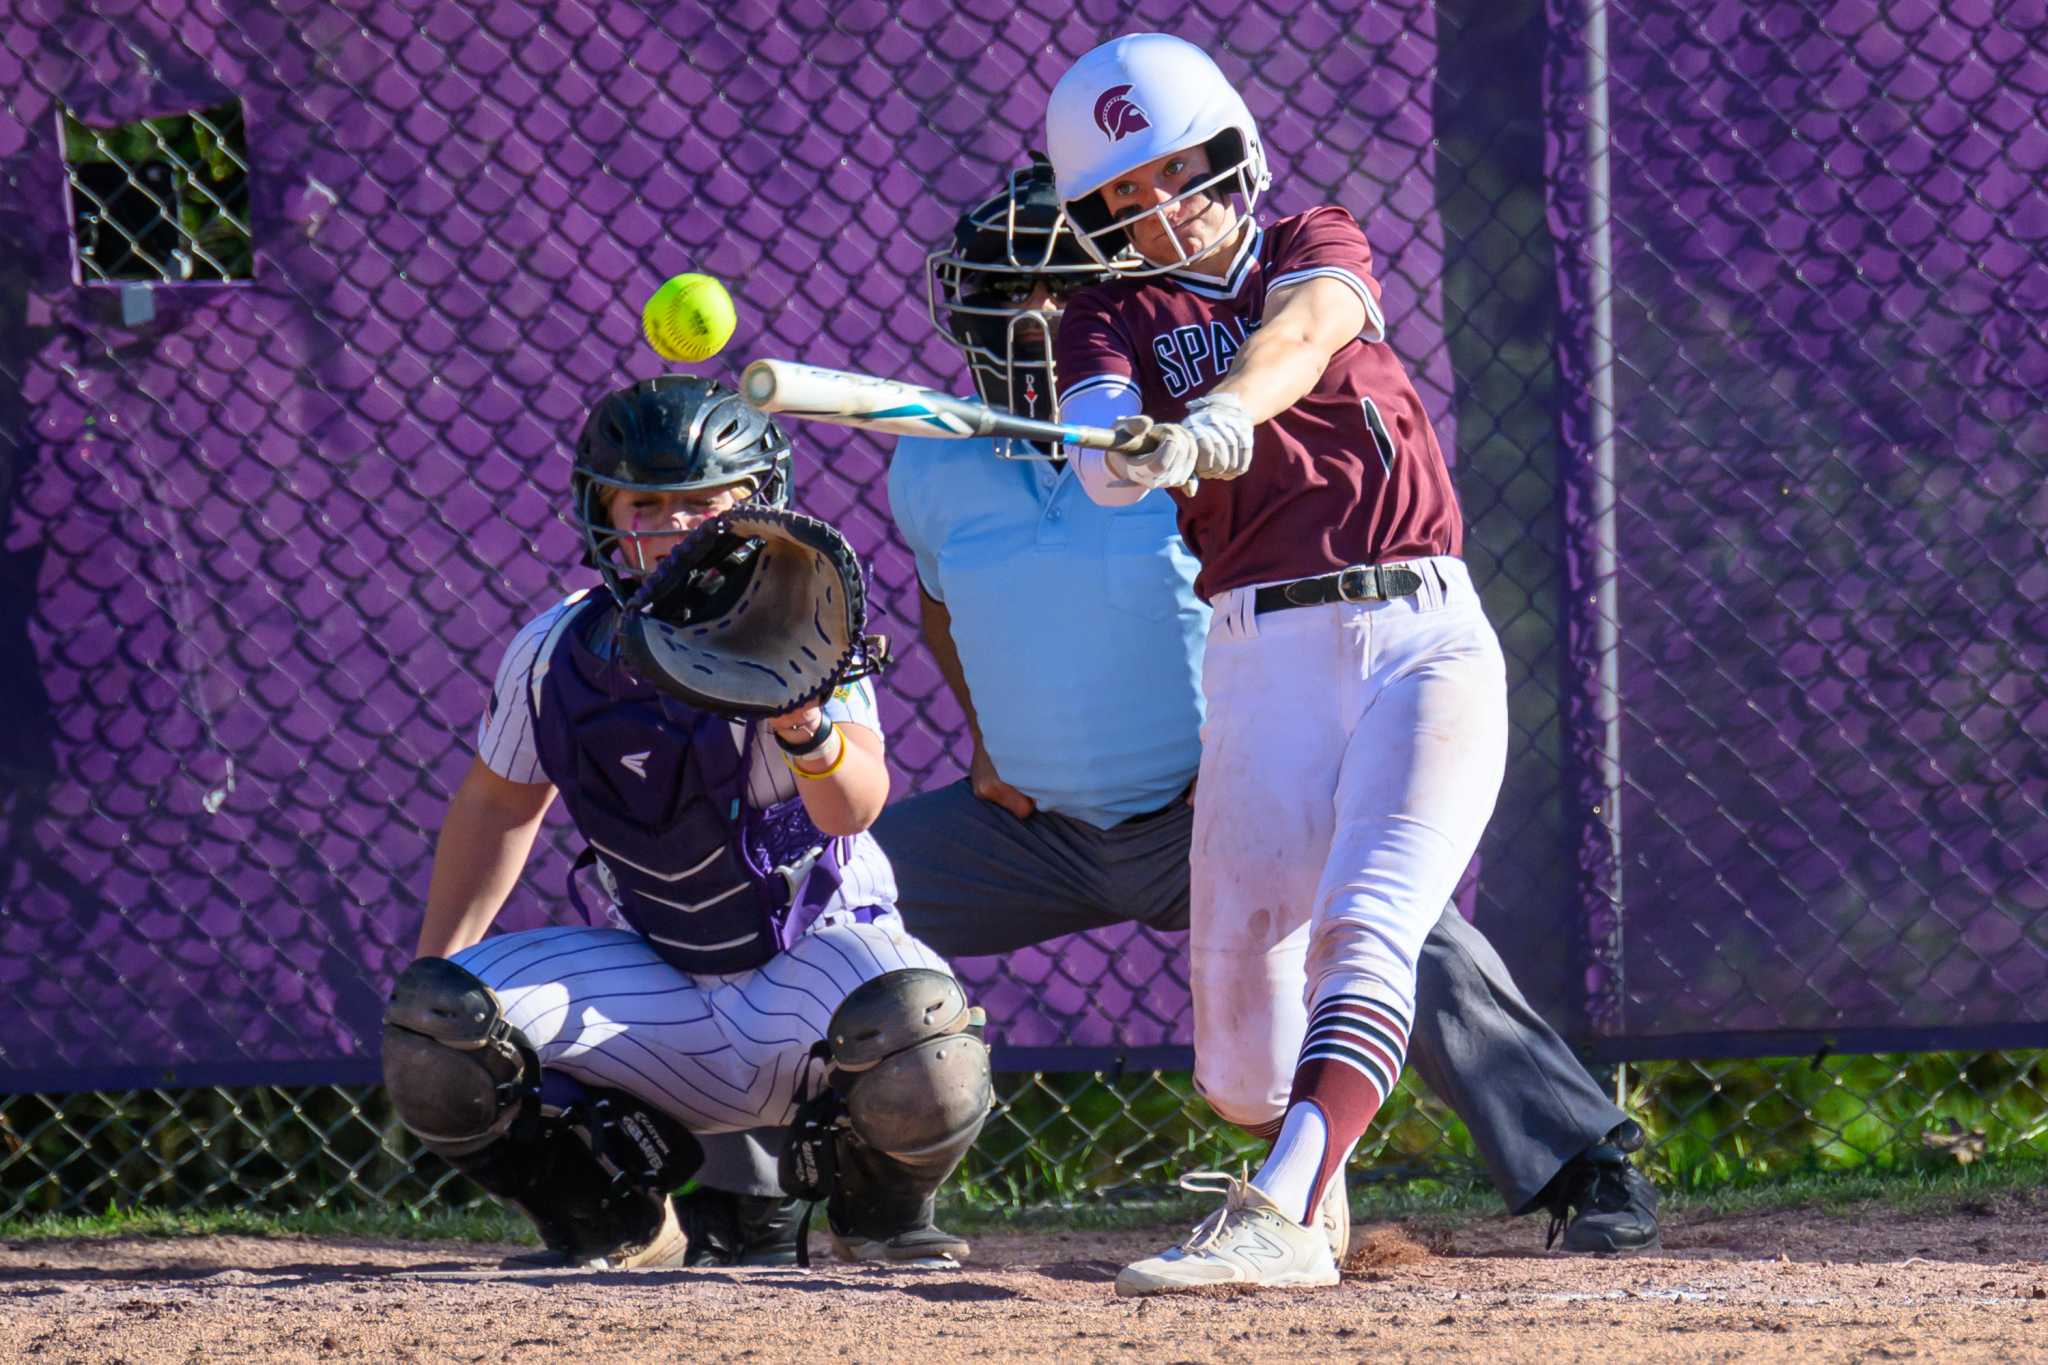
<box><xmin>1092</xmin><ymin>84</ymin><xmax>1150</xmax><ymax>141</ymax></box>
<box><xmin>570</xmin><ymin>375</ymin><xmax>793</xmax><ymax>602</ymax></box>
<box><xmin>924</xmin><ymin>156</ymin><xmax>1113</xmax><ymax>460</ymax></box>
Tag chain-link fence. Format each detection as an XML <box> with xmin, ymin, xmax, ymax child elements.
<box><xmin>1549</xmin><ymin>0</ymin><xmax>2048</xmax><ymax>1050</ymax></box>
<box><xmin>10</xmin><ymin>1052</ymin><xmax>2048</xmax><ymax>1218</ymax></box>
<box><xmin>2</xmin><ymin>0</ymin><xmax>2043</xmax><ymax>1220</ymax></box>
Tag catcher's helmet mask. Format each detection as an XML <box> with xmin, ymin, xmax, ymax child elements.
<box><xmin>571</xmin><ymin>375</ymin><xmax>794</xmax><ymax>602</ymax></box>
<box><xmin>924</xmin><ymin>156</ymin><xmax>1114</xmax><ymax>459</ymax></box>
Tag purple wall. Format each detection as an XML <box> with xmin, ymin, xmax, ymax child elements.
<box><xmin>6</xmin><ymin>0</ymin><xmax>2043</xmax><ymax>1093</ymax></box>
<box><xmin>1547</xmin><ymin>0</ymin><xmax>2048</xmax><ymax>1046</ymax></box>
<box><xmin>0</xmin><ymin>1</ymin><xmax>1453</xmax><ymax>1089</ymax></box>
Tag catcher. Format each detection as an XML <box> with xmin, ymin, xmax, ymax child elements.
<box><xmin>380</xmin><ymin>374</ymin><xmax>990</xmax><ymax>1269</ymax></box>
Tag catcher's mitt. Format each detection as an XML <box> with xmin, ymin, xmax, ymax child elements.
<box><xmin>618</xmin><ymin>506</ymin><xmax>885</xmax><ymax>718</ymax></box>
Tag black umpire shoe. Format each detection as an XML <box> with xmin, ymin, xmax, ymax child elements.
<box><xmin>1540</xmin><ymin>1120</ymin><xmax>1662</xmax><ymax>1253</ymax></box>
<box><xmin>676</xmin><ymin>1187</ymin><xmax>805</xmax><ymax>1267</ymax></box>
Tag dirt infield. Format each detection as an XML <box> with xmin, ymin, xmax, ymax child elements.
<box><xmin>4</xmin><ymin>1189</ymin><xmax>2046</xmax><ymax>1363</ymax></box>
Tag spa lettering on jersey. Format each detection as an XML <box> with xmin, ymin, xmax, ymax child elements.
<box><xmin>1152</xmin><ymin>316</ymin><xmax>1260</xmax><ymax>397</ymax></box>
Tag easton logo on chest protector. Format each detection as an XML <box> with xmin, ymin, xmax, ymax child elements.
<box><xmin>525</xmin><ymin>597</ymin><xmax>840</xmax><ymax>976</ymax></box>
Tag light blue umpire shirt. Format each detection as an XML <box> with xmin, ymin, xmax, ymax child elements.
<box><xmin>888</xmin><ymin>434</ymin><xmax>1209</xmax><ymax>830</ymax></box>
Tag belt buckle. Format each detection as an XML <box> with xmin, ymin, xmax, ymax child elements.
<box><xmin>1335</xmin><ymin>566</ymin><xmax>1376</xmax><ymax>604</ymax></box>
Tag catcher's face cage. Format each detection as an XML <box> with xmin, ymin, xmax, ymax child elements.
<box><xmin>925</xmin><ymin>165</ymin><xmax>1113</xmax><ymax>460</ymax></box>
<box><xmin>572</xmin><ymin>457</ymin><xmax>791</xmax><ymax>603</ymax></box>
<box><xmin>569</xmin><ymin>376</ymin><xmax>795</xmax><ymax>602</ymax></box>
<box><xmin>1062</xmin><ymin>131</ymin><xmax>1269</xmax><ymax>277</ymax></box>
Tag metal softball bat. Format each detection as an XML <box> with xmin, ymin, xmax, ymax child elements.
<box><xmin>739</xmin><ymin>358</ymin><xmax>1161</xmax><ymax>456</ymax></box>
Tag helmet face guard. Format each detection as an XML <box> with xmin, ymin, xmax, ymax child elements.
<box><xmin>1062</xmin><ymin>131</ymin><xmax>1265</xmax><ymax>277</ymax></box>
<box><xmin>569</xmin><ymin>375</ymin><xmax>793</xmax><ymax>601</ymax></box>
<box><xmin>925</xmin><ymin>161</ymin><xmax>1114</xmax><ymax>459</ymax></box>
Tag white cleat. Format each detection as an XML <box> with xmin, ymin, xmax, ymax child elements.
<box><xmin>1318</xmin><ymin>1165</ymin><xmax>1350</xmax><ymax>1264</ymax></box>
<box><xmin>1114</xmin><ymin>1172</ymin><xmax>1340</xmax><ymax>1297</ymax></box>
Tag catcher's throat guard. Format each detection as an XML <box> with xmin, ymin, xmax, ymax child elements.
<box><xmin>618</xmin><ymin>507</ymin><xmax>887</xmax><ymax>719</ymax></box>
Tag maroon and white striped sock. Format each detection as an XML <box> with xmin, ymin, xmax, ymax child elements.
<box><xmin>1254</xmin><ymin>992</ymin><xmax>1413</xmax><ymax>1224</ymax></box>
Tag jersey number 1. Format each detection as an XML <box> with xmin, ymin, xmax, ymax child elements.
<box><xmin>1361</xmin><ymin>397</ymin><xmax>1396</xmax><ymax>474</ymax></box>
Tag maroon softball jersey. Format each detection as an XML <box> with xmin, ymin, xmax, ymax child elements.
<box><xmin>1055</xmin><ymin>206</ymin><xmax>1463</xmax><ymax>601</ymax></box>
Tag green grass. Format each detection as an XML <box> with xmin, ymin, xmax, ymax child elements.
<box><xmin>7</xmin><ymin>1157</ymin><xmax>2039</xmax><ymax>1246</ymax></box>
<box><xmin>947</xmin><ymin>1172</ymin><xmax>1503</xmax><ymax>1236</ymax></box>
<box><xmin>1653</xmin><ymin>1157</ymin><xmax>2046</xmax><ymax>1220</ymax></box>
<box><xmin>953</xmin><ymin>1155</ymin><xmax>2048</xmax><ymax>1237</ymax></box>
<box><xmin>1621</xmin><ymin>1052</ymin><xmax>2048</xmax><ymax>1190</ymax></box>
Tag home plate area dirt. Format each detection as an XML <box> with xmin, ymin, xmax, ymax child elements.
<box><xmin>4</xmin><ymin>1192</ymin><xmax>2046</xmax><ymax>1363</ymax></box>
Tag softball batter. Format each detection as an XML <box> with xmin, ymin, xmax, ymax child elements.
<box><xmin>1048</xmin><ymin>33</ymin><xmax>1510</xmax><ymax>1294</ymax></box>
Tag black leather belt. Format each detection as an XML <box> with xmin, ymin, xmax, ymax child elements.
<box><xmin>1253</xmin><ymin>564</ymin><xmax>1425</xmax><ymax>614</ymax></box>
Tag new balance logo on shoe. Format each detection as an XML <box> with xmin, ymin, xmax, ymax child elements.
<box><xmin>1235</xmin><ymin>1231</ymin><xmax>1289</xmax><ymax>1264</ymax></box>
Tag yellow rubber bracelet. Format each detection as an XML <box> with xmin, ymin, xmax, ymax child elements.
<box><xmin>785</xmin><ymin>727</ymin><xmax>848</xmax><ymax>781</ymax></box>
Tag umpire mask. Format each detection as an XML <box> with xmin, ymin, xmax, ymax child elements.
<box><xmin>925</xmin><ymin>157</ymin><xmax>1113</xmax><ymax>459</ymax></box>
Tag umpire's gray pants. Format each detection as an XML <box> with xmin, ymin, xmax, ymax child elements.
<box><xmin>698</xmin><ymin>779</ymin><xmax>1623</xmax><ymax>1215</ymax></box>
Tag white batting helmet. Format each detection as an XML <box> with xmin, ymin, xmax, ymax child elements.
<box><xmin>1044</xmin><ymin>33</ymin><xmax>1271</xmax><ymax>273</ymax></box>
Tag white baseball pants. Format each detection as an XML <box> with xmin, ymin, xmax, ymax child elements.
<box><xmin>452</xmin><ymin>918</ymin><xmax>950</xmax><ymax>1135</ymax></box>
<box><xmin>1187</xmin><ymin>555</ymin><xmax>1509</xmax><ymax>1127</ymax></box>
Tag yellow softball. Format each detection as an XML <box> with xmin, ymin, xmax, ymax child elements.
<box><xmin>641</xmin><ymin>273</ymin><xmax>737</xmax><ymax>363</ymax></box>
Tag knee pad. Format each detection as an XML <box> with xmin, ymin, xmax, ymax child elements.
<box><xmin>381</xmin><ymin>960</ymin><xmax>702</xmax><ymax>1265</ymax></box>
<box><xmin>381</xmin><ymin>957</ymin><xmax>537</xmax><ymax>1157</ymax></box>
<box><xmin>827</xmin><ymin>968</ymin><xmax>992</xmax><ymax>1169</ymax></box>
<box><xmin>780</xmin><ymin>970</ymin><xmax>991</xmax><ymax>1257</ymax></box>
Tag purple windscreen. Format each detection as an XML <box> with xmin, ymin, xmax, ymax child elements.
<box><xmin>0</xmin><ymin>3</ymin><xmax>1453</xmax><ymax>1088</ymax></box>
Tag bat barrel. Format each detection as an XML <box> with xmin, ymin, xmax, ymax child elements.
<box><xmin>732</xmin><ymin>358</ymin><xmax>1166</xmax><ymax>474</ymax></box>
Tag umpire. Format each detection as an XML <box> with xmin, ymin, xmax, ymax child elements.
<box><xmin>683</xmin><ymin>160</ymin><xmax>1657</xmax><ymax>1263</ymax></box>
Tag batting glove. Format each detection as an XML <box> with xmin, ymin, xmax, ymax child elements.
<box><xmin>1182</xmin><ymin>393</ymin><xmax>1255</xmax><ymax>480</ymax></box>
<box><xmin>1108</xmin><ymin>415</ymin><xmax>1200</xmax><ymax>492</ymax></box>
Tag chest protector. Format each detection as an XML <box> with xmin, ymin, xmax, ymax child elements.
<box><xmin>529</xmin><ymin>597</ymin><xmax>843</xmax><ymax>975</ymax></box>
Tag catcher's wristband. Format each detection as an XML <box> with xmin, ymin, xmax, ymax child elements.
<box><xmin>784</xmin><ymin>728</ymin><xmax>848</xmax><ymax>780</ymax></box>
<box><xmin>773</xmin><ymin>717</ymin><xmax>836</xmax><ymax>757</ymax></box>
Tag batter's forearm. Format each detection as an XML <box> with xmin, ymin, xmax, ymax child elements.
<box><xmin>1072</xmin><ymin>446</ymin><xmax>1153</xmax><ymax>506</ymax></box>
<box><xmin>1062</xmin><ymin>385</ymin><xmax>1151</xmax><ymax>507</ymax></box>
<box><xmin>1209</xmin><ymin>330</ymin><xmax>1331</xmax><ymax>424</ymax></box>
<box><xmin>1209</xmin><ymin>276</ymin><xmax>1367</xmax><ymax>424</ymax></box>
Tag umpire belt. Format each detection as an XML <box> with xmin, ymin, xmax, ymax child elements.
<box><xmin>1254</xmin><ymin>563</ymin><xmax>1425</xmax><ymax>615</ymax></box>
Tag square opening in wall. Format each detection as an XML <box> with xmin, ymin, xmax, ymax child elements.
<box><xmin>62</xmin><ymin>101</ymin><xmax>254</xmax><ymax>284</ymax></box>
